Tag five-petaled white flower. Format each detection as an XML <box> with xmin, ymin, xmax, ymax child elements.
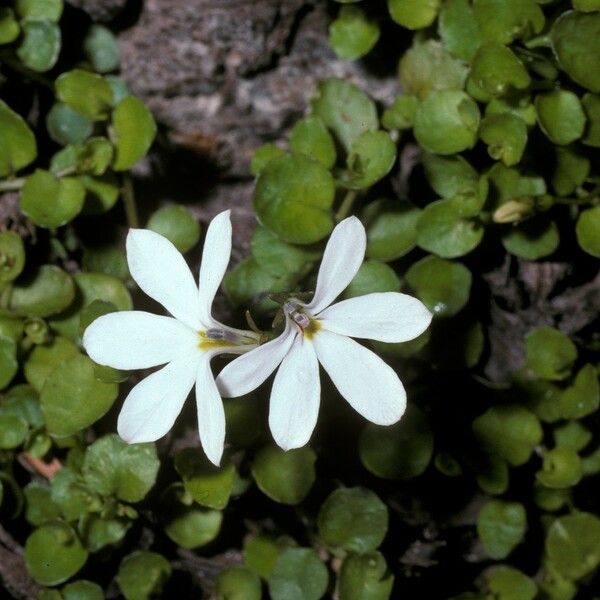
<box><xmin>216</xmin><ymin>216</ymin><xmax>432</xmax><ymax>451</ymax></box>
<box><xmin>83</xmin><ymin>210</ymin><xmax>259</xmax><ymax>466</ymax></box>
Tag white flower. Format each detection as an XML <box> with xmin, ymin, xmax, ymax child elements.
<box><xmin>83</xmin><ymin>210</ymin><xmax>259</xmax><ymax>466</ymax></box>
<box><xmin>216</xmin><ymin>216</ymin><xmax>433</xmax><ymax>451</ymax></box>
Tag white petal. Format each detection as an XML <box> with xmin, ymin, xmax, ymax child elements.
<box><xmin>269</xmin><ymin>335</ymin><xmax>320</xmax><ymax>451</ymax></box>
<box><xmin>127</xmin><ymin>229</ymin><xmax>201</xmax><ymax>330</ymax></box>
<box><xmin>318</xmin><ymin>293</ymin><xmax>432</xmax><ymax>343</ymax></box>
<box><xmin>83</xmin><ymin>311</ymin><xmax>198</xmax><ymax>369</ymax></box>
<box><xmin>117</xmin><ymin>353</ymin><xmax>198</xmax><ymax>443</ymax></box>
<box><xmin>313</xmin><ymin>329</ymin><xmax>406</xmax><ymax>425</ymax></box>
<box><xmin>196</xmin><ymin>357</ymin><xmax>225</xmax><ymax>466</ymax></box>
<box><xmin>216</xmin><ymin>321</ymin><xmax>297</xmax><ymax>398</ymax></box>
<box><xmin>198</xmin><ymin>210</ymin><xmax>232</xmax><ymax>324</ymax></box>
<box><xmin>305</xmin><ymin>216</ymin><xmax>366</xmax><ymax>314</ymax></box>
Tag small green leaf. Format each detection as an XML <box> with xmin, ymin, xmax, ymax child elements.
<box><xmin>82</xmin><ymin>434</ymin><xmax>159</xmax><ymax>502</ymax></box>
<box><xmin>311</xmin><ymin>78</ymin><xmax>378</xmax><ymax>151</ymax></box>
<box><xmin>414</xmin><ymin>90</ymin><xmax>480</xmax><ymax>155</ymax></box>
<box><xmin>405</xmin><ymin>255</ymin><xmax>472</xmax><ymax>317</ymax></box>
<box><xmin>560</xmin><ymin>364</ymin><xmax>599</xmax><ymax>419</ymax></box>
<box><xmin>40</xmin><ymin>354</ymin><xmax>118</xmax><ymax>437</ymax></box>
<box><xmin>174</xmin><ymin>447</ymin><xmax>234</xmax><ymax>509</ymax></box>
<box><xmin>82</xmin><ymin>247</ymin><xmax>129</xmax><ymax>281</ymax></box>
<box><xmin>525</xmin><ymin>326</ymin><xmax>577</xmax><ymax>381</ymax></box>
<box><xmin>438</xmin><ymin>0</ymin><xmax>482</xmax><ymax>61</ymax></box>
<box><xmin>84</xmin><ymin>515</ymin><xmax>130</xmax><ymax>552</ymax></box>
<box><xmin>24</xmin><ymin>335</ymin><xmax>79</xmax><ymax>392</ymax></box>
<box><xmin>56</xmin><ymin>70</ymin><xmax>113</xmax><ymax>121</ymax></box>
<box><xmin>479</xmin><ymin>113</ymin><xmax>527</xmax><ymax>166</ymax></box>
<box><xmin>83</xmin><ymin>25</ymin><xmax>119</xmax><ymax>73</ymax></box>
<box><xmin>164</xmin><ymin>506</ymin><xmax>222</xmax><ymax>549</ymax></box>
<box><xmin>0</xmin><ymin>8</ymin><xmax>20</xmax><ymax>44</ymax></box>
<box><xmin>502</xmin><ymin>219</ymin><xmax>560</xmax><ymax>260</ymax></box>
<box><xmin>79</xmin><ymin>173</ymin><xmax>120</xmax><ymax>215</ymax></box>
<box><xmin>46</xmin><ymin>103</ymin><xmax>93</xmax><ymax>146</ymax></box>
<box><xmin>0</xmin><ymin>100</ymin><xmax>37</xmax><ymax>177</ymax></box>
<box><xmin>15</xmin><ymin>0</ymin><xmax>63</xmax><ymax>21</ymax></box>
<box><xmin>576</xmin><ymin>205</ymin><xmax>600</xmax><ymax>257</ymax></box>
<box><xmin>147</xmin><ymin>205</ymin><xmax>201</xmax><ymax>253</ymax></box>
<box><xmin>422</xmin><ymin>153</ymin><xmax>479</xmax><ymax>198</ymax></box>
<box><xmin>318</xmin><ymin>487</ymin><xmax>388</xmax><ymax>553</ymax></box>
<box><xmin>551</xmin><ymin>11</ymin><xmax>600</xmax><ymax>92</ymax></box>
<box><xmin>477</xmin><ymin>500</ymin><xmax>527</xmax><ymax>559</ymax></box>
<box><xmin>582</xmin><ymin>93</ymin><xmax>600</xmax><ymax>147</ymax></box>
<box><xmin>253</xmin><ymin>154</ymin><xmax>335</xmax><ymax>244</ymax></box>
<box><xmin>545</xmin><ymin>512</ymin><xmax>600</xmax><ymax>580</ymax></box>
<box><xmin>17</xmin><ymin>21</ymin><xmax>60</xmax><ymax>72</ymax></box>
<box><xmin>553</xmin><ymin>421</ymin><xmax>592</xmax><ymax>452</ymax></box>
<box><xmin>329</xmin><ymin>5</ymin><xmax>380</xmax><ymax>60</ymax></box>
<box><xmin>381</xmin><ymin>95</ymin><xmax>419</xmax><ymax>130</ymax></box>
<box><xmin>343</xmin><ymin>260</ymin><xmax>400</xmax><ymax>299</ymax></box>
<box><xmin>476</xmin><ymin>454</ymin><xmax>509</xmax><ymax>495</ymax></box>
<box><xmin>251</xmin><ymin>445</ymin><xmax>316</xmax><ymax>505</ymax></box>
<box><xmin>289</xmin><ymin>116</ymin><xmax>336</xmax><ymax>169</ymax></box>
<box><xmin>388</xmin><ymin>0</ymin><xmax>441</xmax><ymax>29</ymax></box>
<box><xmin>269</xmin><ymin>548</ymin><xmax>329</xmax><ymax>600</ymax></box>
<box><xmin>483</xmin><ymin>566</ymin><xmax>537</xmax><ymax>600</ymax></box>
<box><xmin>23</xmin><ymin>483</ymin><xmax>61</xmax><ymax>526</ymax></box>
<box><xmin>215</xmin><ymin>566</ymin><xmax>262</xmax><ymax>600</ymax></box>
<box><xmin>473</xmin><ymin>0</ymin><xmax>544</xmax><ymax>44</ymax></box>
<box><xmin>251</xmin><ymin>143</ymin><xmax>285</xmax><ymax>176</ymax></box>
<box><xmin>117</xmin><ymin>551</ymin><xmax>171</xmax><ymax>600</ymax></box>
<box><xmin>337</xmin><ymin>552</ymin><xmax>394</xmax><ymax>600</ymax></box>
<box><xmin>0</xmin><ymin>413</ymin><xmax>27</xmax><ymax>448</ymax></box>
<box><xmin>552</xmin><ymin>147</ymin><xmax>590</xmax><ymax>197</ymax></box>
<box><xmin>473</xmin><ymin>405</ymin><xmax>542</xmax><ymax>466</ymax></box>
<box><xmin>62</xmin><ymin>580</ymin><xmax>104</xmax><ymax>600</ymax></box>
<box><xmin>243</xmin><ymin>534</ymin><xmax>296</xmax><ymax>580</ymax></box>
<box><xmin>9</xmin><ymin>265</ymin><xmax>75</xmax><ymax>318</ymax></box>
<box><xmin>536</xmin><ymin>447</ymin><xmax>582</xmax><ymax>489</ymax></box>
<box><xmin>0</xmin><ymin>231</ymin><xmax>26</xmax><ymax>284</ymax></box>
<box><xmin>111</xmin><ymin>97</ymin><xmax>157</xmax><ymax>170</ymax></box>
<box><xmin>340</xmin><ymin>130</ymin><xmax>396</xmax><ymax>190</ymax></box>
<box><xmin>535</xmin><ymin>91</ymin><xmax>586</xmax><ymax>145</ymax></box>
<box><xmin>20</xmin><ymin>170</ymin><xmax>85</xmax><ymax>229</ymax></box>
<box><xmin>359</xmin><ymin>405</ymin><xmax>433</xmax><ymax>480</ymax></box>
<box><xmin>25</xmin><ymin>523</ymin><xmax>88</xmax><ymax>586</ymax></box>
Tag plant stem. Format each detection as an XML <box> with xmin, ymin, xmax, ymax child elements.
<box><xmin>122</xmin><ymin>174</ymin><xmax>139</xmax><ymax>228</ymax></box>
<box><xmin>0</xmin><ymin>52</ymin><xmax>54</xmax><ymax>90</ymax></box>
<box><xmin>0</xmin><ymin>178</ymin><xmax>25</xmax><ymax>192</ymax></box>
<box><xmin>335</xmin><ymin>190</ymin><xmax>357</xmax><ymax>221</ymax></box>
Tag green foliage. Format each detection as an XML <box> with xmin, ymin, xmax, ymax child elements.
<box><xmin>477</xmin><ymin>500</ymin><xmax>527</xmax><ymax>559</ymax></box>
<box><xmin>147</xmin><ymin>205</ymin><xmax>201</xmax><ymax>253</ymax></box>
<box><xmin>117</xmin><ymin>551</ymin><xmax>171</xmax><ymax>600</ymax></box>
<box><xmin>329</xmin><ymin>6</ymin><xmax>380</xmax><ymax>60</ymax></box>
<box><xmin>268</xmin><ymin>548</ymin><xmax>329</xmax><ymax>600</ymax></box>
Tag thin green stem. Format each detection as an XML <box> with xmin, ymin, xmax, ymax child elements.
<box><xmin>0</xmin><ymin>178</ymin><xmax>25</xmax><ymax>192</ymax></box>
<box><xmin>0</xmin><ymin>52</ymin><xmax>54</xmax><ymax>90</ymax></box>
<box><xmin>122</xmin><ymin>174</ymin><xmax>139</xmax><ymax>228</ymax></box>
<box><xmin>335</xmin><ymin>190</ymin><xmax>357</xmax><ymax>222</ymax></box>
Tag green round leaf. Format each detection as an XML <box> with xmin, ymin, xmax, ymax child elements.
<box><xmin>551</xmin><ymin>11</ymin><xmax>600</xmax><ymax>93</ymax></box>
<box><xmin>17</xmin><ymin>20</ymin><xmax>60</xmax><ymax>72</ymax></box>
<box><xmin>62</xmin><ymin>580</ymin><xmax>104</xmax><ymax>600</ymax></box>
<box><xmin>21</xmin><ymin>170</ymin><xmax>85</xmax><ymax>229</ymax></box>
<box><xmin>0</xmin><ymin>100</ymin><xmax>37</xmax><ymax>177</ymax></box>
<box><xmin>174</xmin><ymin>447</ymin><xmax>234</xmax><ymax>509</ymax></box>
<box><xmin>388</xmin><ymin>0</ymin><xmax>441</xmax><ymax>29</ymax></box>
<box><xmin>0</xmin><ymin>338</ymin><xmax>21</xmax><ymax>392</ymax></box>
<box><xmin>117</xmin><ymin>551</ymin><xmax>171</xmax><ymax>600</ymax></box>
<box><xmin>477</xmin><ymin>500</ymin><xmax>527</xmax><ymax>559</ymax></box>
<box><xmin>0</xmin><ymin>413</ymin><xmax>27</xmax><ymax>448</ymax></box>
<box><xmin>25</xmin><ymin>523</ymin><xmax>88</xmax><ymax>586</ymax></box>
<box><xmin>483</xmin><ymin>566</ymin><xmax>537</xmax><ymax>600</ymax></box>
<box><xmin>311</xmin><ymin>78</ymin><xmax>378</xmax><ymax>151</ymax></box>
<box><xmin>363</xmin><ymin>199</ymin><xmax>421</xmax><ymax>261</ymax></box>
<box><xmin>338</xmin><ymin>552</ymin><xmax>394</xmax><ymax>600</ymax></box>
<box><xmin>576</xmin><ymin>205</ymin><xmax>600</xmax><ymax>257</ymax></box>
<box><xmin>479</xmin><ymin>113</ymin><xmax>527</xmax><ymax>166</ymax></box>
<box><xmin>559</xmin><ymin>363</ymin><xmax>599</xmax><ymax>419</ymax></box>
<box><xmin>525</xmin><ymin>326</ymin><xmax>577</xmax><ymax>381</ymax></box>
<box><xmin>40</xmin><ymin>354</ymin><xmax>118</xmax><ymax>437</ymax></box>
<box><xmin>251</xmin><ymin>445</ymin><xmax>316</xmax><ymax>505</ymax></box>
<box><xmin>359</xmin><ymin>405</ymin><xmax>433</xmax><ymax>480</ymax></box>
<box><xmin>405</xmin><ymin>255</ymin><xmax>472</xmax><ymax>317</ymax></box>
<box><xmin>289</xmin><ymin>116</ymin><xmax>336</xmax><ymax>169</ymax></box>
<box><xmin>56</xmin><ymin>70</ymin><xmax>113</xmax><ymax>121</ymax></box>
<box><xmin>416</xmin><ymin>197</ymin><xmax>484</xmax><ymax>258</ymax></box>
<box><xmin>253</xmin><ymin>154</ymin><xmax>335</xmax><ymax>244</ymax></box>
<box><xmin>16</xmin><ymin>0</ymin><xmax>62</xmax><ymax>21</ymax></box>
<box><xmin>553</xmin><ymin>421</ymin><xmax>592</xmax><ymax>452</ymax></box>
<box><xmin>342</xmin><ymin>260</ymin><xmax>400</xmax><ymax>299</ymax></box>
<box><xmin>473</xmin><ymin>0</ymin><xmax>544</xmax><ymax>44</ymax></box>
<box><xmin>473</xmin><ymin>405</ymin><xmax>543</xmax><ymax>466</ymax></box>
<box><xmin>215</xmin><ymin>566</ymin><xmax>262</xmax><ymax>600</ymax></box>
<box><xmin>545</xmin><ymin>512</ymin><xmax>600</xmax><ymax>580</ymax></box>
<box><xmin>243</xmin><ymin>534</ymin><xmax>296</xmax><ymax>580</ymax></box>
<box><xmin>329</xmin><ymin>5</ymin><xmax>379</xmax><ymax>60</ymax></box>
<box><xmin>164</xmin><ymin>506</ymin><xmax>222</xmax><ymax>549</ymax></box>
<box><xmin>0</xmin><ymin>231</ymin><xmax>25</xmax><ymax>284</ymax></box>
<box><xmin>381</xmin><ymin>95</ymin><xmax>419</xmax><ymax>130</ymax></box>
<box><xmin>536</xmin><ymin>447</ymin><xmax>582</xmax><ymax>489</ymax></box>
<box><xmin>476</xmin><ymin>454</ymin><xmax>509</xmax><ymax>495</ymax></box>
<box><xmin>147</xmin><ymin>205</ymin><xmax>201</xmax><ymax>253</ymax></box>
<box><xmin>582</xmin><ymin>92</ymin><xmax>600</xmax><ymax>146</ymax></box>
<box><xmin>24</xmin><ymin>335</ymin><xmax>79</xmax><ymax>392</ymax></box>
<box><xmin>82</xmin><ymin>246</ymin><xmax>129</xmax><ymax>281</ymax></box>
<box><xmin>438</xmin><ymin>0</ymin><xmax>483</xmax><ymax>61</ymax></box>
<box><xmin>552</xmin><ymin>147</ymin><xmax>590</xmax><ymax>197</ymax></box>
<box><xmin>502</xmin><ymin>219</ymin><xmax>560</xmax><ymax>260</ymax></box>
<box><xmin>46</xmin><ymin>103</ymin><xmax>93</xmax><ymax>146</ymax></box>
<box><xmin>82</xmin><ymin>434</ymin><xmax>159</xmax><ymax>502</ymax></box>
<box><xmin>414</xmin><ymin>90</ymin><xmax>480</xmax><ymax>155</ymax></box>
<box><xmin>399</xmin><ymin>38</ymin><xmax>468</xmax><ymax>100</ymax></box>
<box><xmin>318</xmin><ymin>487</ymin><xmax>388</xmax><ymax>553</ymax></box>
<box><xmin>251</xmin><ymin>143</ymin><xmax>285</xmax><ymax>176</ymax></box>
<box><xmin>535</xmin><ymin>91</ymin><xmax>586</xmax><ymax>145</ymax></box>
<box><xmin>111</xmin><ymin>96</ymin><xmax>157</xmax><ymax>170</ymax></box>
<box><xmin>83</xmin><ymin>25</ymin><xmax>119</xmax><ymax>73</ymax></box>
<box><xmin>269</xmin><ymin>548</ymin><xmax>329</xmax><ymax>600</ymax></box>
<box><xmin>23</xmin><ymin>482</ymin><xmax>61</xmax><ymax>526</ymax></box>
<box><xmin>0</xmin><ymin>8</ymin><xmax>20</xmax><ymax>44</ymax></box>
<box><xmin>341</xmin><ymin>130</ymin><xmax>397</xmax><ymax>190</ymax></box>
<box><xmin>79</xmin><ymin>173</ymin><xmax>120</xmax><ymax>215</ymax></box>
<box><xmin>9</xmin><ymin>265</ymin><xmax>75</xmax><ymax>318</ymax></box>
<box><xmin>422</xmin><ymin>153</ymin><xmax>479</xmax><ymax>198</ymax></box>
<box><xmin>469</xmin><ymin>43</ymin><xmax>531</xmax><ymax>98</ymax></box>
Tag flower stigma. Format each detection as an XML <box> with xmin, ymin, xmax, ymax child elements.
<box><xmin>284</xmin><ymin>301</ymin><xmax>321</xmax><ymax>339</ymax></box>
